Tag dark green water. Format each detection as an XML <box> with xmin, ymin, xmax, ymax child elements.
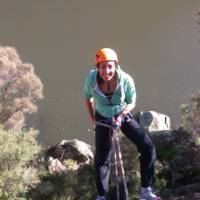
<box><xmin>0</xmin><ymin>0</ymin><xmax>200</xmax><ymax>146</ymax></box>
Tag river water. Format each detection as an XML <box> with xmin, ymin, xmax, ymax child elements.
<box><xmin>0</xmin><ymin>0</ymin><xmax>200</xmax><ymax>146</ymax></box>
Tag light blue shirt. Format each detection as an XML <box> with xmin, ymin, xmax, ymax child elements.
<box><xmin>84</xmin><ymin>66</ymin><xmax>136</xmax><ymax>118</ymax></box>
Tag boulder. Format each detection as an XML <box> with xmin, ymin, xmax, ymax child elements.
<box><xmin>47</xmin><ymin>139</ymin><xmax>94</xmax><ymax>164</ymax></box>
<box><xmin>138</xmin><ymin>111</ymin><xmax>171</xmax><ymax>132</ymax></box>
<box><xmin>169</xmin><ymin>192</ymin><xmax>200</xmax><ymax>200</ymax></box>
<box><xmin>48</xmin><ymin>158</ymin><xmax>67</xmax><ymax>174</ymax></box>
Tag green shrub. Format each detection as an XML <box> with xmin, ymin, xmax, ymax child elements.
<box><xmin>30</xmin><ymin>159</ymin><xmax>96</xmax><ymax>200</ymax></box>
<box><xmin>0</xmin><ymin>126</ymin><xmax>41</xmax><ymax>200</ymax></box>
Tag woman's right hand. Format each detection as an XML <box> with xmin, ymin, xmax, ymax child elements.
<box><xmin>115</xmin><ymin>113</ymin><xmax>123</xmax><ymax>127</ymax></box>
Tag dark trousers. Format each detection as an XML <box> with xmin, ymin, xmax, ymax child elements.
<box><xmin>94</xmin><ymin>112</ymin><xmax>156</xmax><ymax>196</ymax></box>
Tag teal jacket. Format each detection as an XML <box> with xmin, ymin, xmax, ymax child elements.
<box><xmin>84</xmin><ymin>66</ymin><xmax>136</xmax><ymax>118</ymax></box>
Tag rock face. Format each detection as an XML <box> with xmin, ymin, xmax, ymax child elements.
<box><xmin>138</xmin><ymin>111</ymin><xmax>171</xmax><ymax>131</ymax></box>
<box><xmin>44</xmin><ymin>111</ymin><xmax>200</xmax><ymax>200</ymax></box>
<box><xmin>136</xmin><ymin>111</ymin><xmax>200</xmax><ymax>199</ymax></box>
<box><xmin>47</xmin><ymin>139</ymin><xmax>94</xmax><ymax>165</ymax></box>
<box><xmin>147</xmin><ymin>128</ymin><xmax>200</xmax><ymax>199</ymax></box>
<box><xmin>170</xmin><ymin>142</ymin><xmax>200</xmax><ymax>186</ymax></box>
<box><xmin>169</xmin><ymin>192</ymin><xmax>200</xmax><ymax>200</ymax></box>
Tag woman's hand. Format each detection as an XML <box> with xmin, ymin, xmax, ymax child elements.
<box><xmin>115</xmin><ymin>113</ymin><xmax>124</xmax><ymax>127</ymax></box>
<box><xmin>115</xmin><ymin>103</ymin><xmax>135</xmax><ymax>127</ymax></box>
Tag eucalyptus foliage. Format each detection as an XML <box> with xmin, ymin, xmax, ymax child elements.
<box><xmin>0</xmin><ymin>46</ymin><xmax>43</xmax><ymax>131</ymax></box>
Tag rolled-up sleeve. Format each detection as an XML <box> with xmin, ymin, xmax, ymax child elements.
<box><xmin>125</xmin><ymin>75</ymin><xmax>136</xmax><ymax>105</ymax></box>
<box><xmin>84</xmin><ymin>74</ymin><xmax>93</xmax><ymax>99</ymax></box>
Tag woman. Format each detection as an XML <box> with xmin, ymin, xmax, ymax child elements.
<box><xmin>84</xmin><ymin>48</ymin><xmax>160</xmax><ymax>200</ymax></box>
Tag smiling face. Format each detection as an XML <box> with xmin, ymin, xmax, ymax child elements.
<box><xmin>98</xmin><ymin>61</ymin><xmax>116</xmax><ymax>82</ymax></box>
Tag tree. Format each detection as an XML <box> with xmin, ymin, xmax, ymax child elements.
<box><xmin>194</xmin><ymin>7</ymin><xmax>200</xmax><ymax>25</ymax></box>
<box><xmin>181</xmin><ymin>91</ymin><xmax>200</xmax><ymax>144</ymax></box>
<box><xmin>0</xmin><ymin>46</ymin><xmax>43</xmax><ymax>131</ymax></box>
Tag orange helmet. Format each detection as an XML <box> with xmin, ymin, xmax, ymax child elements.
<box><xmin>95</xmin><ymin>48</ymin><xmax>118</xmax><ymax>66</ymax></box>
